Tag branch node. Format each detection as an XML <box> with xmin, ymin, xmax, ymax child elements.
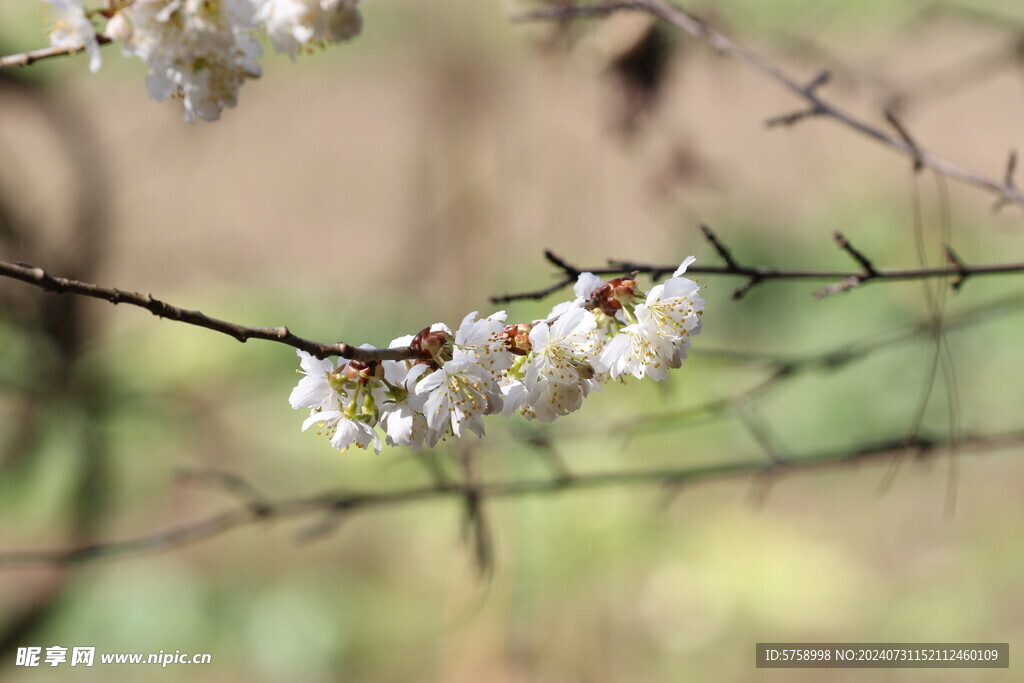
<box><xmin>832</xmin><ymin>231</ymin><xmax>878</xmax><ymax>277</ymax></box>
<box><xmin>699</xmin><ymin>223</ymin><xmax>741</xmax><ymax>270</ymax></box>
<box><xmin>994</xmin><ymin>149</ymin><xmax>1020</xmax><ymax>212</ymax></box>
<box><xmin>805</xmin><ymin>69</ymin><xmax>831</xmax><ymax>93</ymax></box>
<box><xmin>176</xmin><ymin>469</ymin><xmax>273</xmax><ymax>517</ymax></box>
<box><xmin>942</xmin><ymin>243</ymin><xmax>969</xmax><ymax>291</ymax></box>
<box><xmin>812</xmin><ymin>276</ymin><xmax>863</xmax><ymax>299</ymax></box>
<box><xmin>731</xmin><ymin>275</ymin><xmax>763</xmax><ymax>300</ymax></box>
<box><xmin>884</xmin><ymin>109</ymin><xmax>924</xmax><ymax>173</ymax></box>
<box><xmin>765</xmin><ymin>106</ymin><xmax>824</xmax><ymax>128</ymax></box>
<box><xmin>544</xmin><ymin>249</ymin><xmax>581</xmax><ymax>278</ymax></box>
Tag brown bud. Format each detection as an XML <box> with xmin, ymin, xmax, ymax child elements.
<box><xmin>345</xmin><ymin>360</ymin><xmax>369</xmax><ymax>382</ymax></box>
<box><xmin>344</xmin><ymin>359</ymin><xmax>385</xmax><ymax>384</ymax></box>
<box><xmin>586</xmin><ymin>277</ymin><xmax>638</xmax><ymax>316</ymax></box>
<box><xmin>610</xmin><ymin>278</ymin><xmax>637</xmax><ymax>303</ymax></box>
<box><xmin>502</xmin><ymin>322</ymin><xmax>533</xmax><ymax>355</ymax></box>
<box><xmin>410</xmin><ymin>327</ymin><xmax>453</xmax><ymax>364</ymax></box>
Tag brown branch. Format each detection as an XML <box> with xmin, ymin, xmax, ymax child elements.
<box><xmin>993</xmin><ymin>149</ymin><xmax>1019</xmax><ymax>212</ymax></box>
<box><xmin>884</xmin><ymin>110</ymin><xmax>925</xmax><ymax>172</ymax></box>
<box><xmin>490</xmin><ymin>250</ymin><xmax>582</xmax><ymax>303</ymax></box>
<box><xmin>493</xmin><ymin>227</ymin><xmax>1024</xmax><ymax>303</ymax></box>
<box><xmin>699</xmin><ymin>222</ymin><xmax>741</xmax><ymax>270</ymax></box>
<box><xmin>0</xmin><ymin>428</ymin><xmax>1019</xmax><ymax>567</ymax></box>
<box><xmin>513</xmin><ymin>0</ymin><xmax>1024</xmax><ymax>210</ymax></box>
<box><xmin>0</xmin><ymin>260</ymin><xmax>414</xmax><ymax>361</ymax></box>
<box><xmin>458</xmin><ymin>448</ymin><xmax>493</xmax><ymax>577</ymax></box>
<box><xmin>811</xmin><ymin>231</ymin><xmax>880</xmax><ymax>297</ymax></box>
<box><xmin>19</xmin><ymin>241</ymin><xmax>1016</xmax><ymax>362</ymax></box>
<box><xmin>942</xmin><ymin>243</ymin><xmax>970</xmax><ymax>291</ymax></box>
<box><xmin>0</xmin><ymin>35</ymin><xmax>112</xmax><ymax>70</ymax></box>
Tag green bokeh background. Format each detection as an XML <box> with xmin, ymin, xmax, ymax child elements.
<box><xmin>1</xmin><ymin>1</ymin><xmax>1023</xmax><ymax>681</ymax></box>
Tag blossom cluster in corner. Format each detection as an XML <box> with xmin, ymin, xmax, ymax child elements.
<box><xmin>290</xmin><ymin>259</ymin><xmax>705</xmax><ymax>453</ymax></box>
<box><xmin>40</xmin><ymin>0</ymin><xmax>364</xmax><ymax>122</ymax></box>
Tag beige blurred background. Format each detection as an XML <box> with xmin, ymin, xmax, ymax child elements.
<box><xmin>1</xmin><ymin>0</ymin><xmax>1024</xmax><ymax>681</ymax></box>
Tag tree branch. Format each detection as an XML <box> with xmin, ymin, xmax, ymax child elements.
<box><xmin>513</xmin><ymin>0</ymin><xmax>1024</xmax><ymax>210</ymax></box>
<box><xmin>0</xmin><ymin>260</ymin><xmax>413</xmax><ymax>361</ymax></box>
<box><xmin>492</xmin><ymin>226</ymin><xmax>1024</xmax><ymax>303</ymax></box>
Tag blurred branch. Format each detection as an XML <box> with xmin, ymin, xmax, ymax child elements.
<box><xmin>0</xmin><ymin>429</ymin><xmax>1020</xmax><ymax>568</ymax></box>
<box><xmin>491</xmin><ymin>225</ymin><xmax>1024</xmax><ymax>303</ymax></box>
<box><xmin>555</xmin><ymin>288</ymin><xmax>1024</xmax><ymax>439</ymax></box>
<box><xmin>0</xmin><ymin>70</ymin><xmax>114</xmax><ymax>658</ymax></box>
<box><xmin>513</xmin><ymin>0</ymin><xmax>1024</xmax><ymax>210</ymax></box>
<box><xmin>0</xmin><ymin>260</ymin><xmax>414</xmax><ymax>362</ymax></box>
<box><xmin>0</xmin><ymin>35</ymin><xmax>111</xmax><ymax>69</ymax></box>
<box><xmin>884</xmin><ymin>37</ymin><xmax>1024</xmax><ymax>114</ymax></box>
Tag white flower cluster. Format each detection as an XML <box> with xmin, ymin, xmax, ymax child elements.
<box><xmin>290</xmin><ymin>259</ymin><xmax>705</xmax><ymax>453</ymax></box>
<box><xmin>40</xmin><ymin>0</ymin><xmax>364</xmax><ymax>122</ymax></box>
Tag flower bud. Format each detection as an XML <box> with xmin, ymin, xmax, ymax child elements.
<box><xmin>502</xmin><ymin>322</ymin><xmax>533</xmax><ymax>355</ymax></box>
<box><xmin>328</xmin><ymin>368</ymin><xmax>347</xmax><ymax>392</ymax></box>
<box><xmin>588</xmin><ymin>276</ymin><xmax>637</xmax><ymax>316</ymax></box>
<box><xmin>342</xmin><ymin>359</ymin><xmax>383</xmax><ymax>384</ymax></box>
<box><xmin>410</xmin><ymin>326</ymin><xmax>453</xmax><ymax>365</ymax></box>
<box><xmin>359</xmin><ymin>391</ymin><xmax>379</xmax><ymax>422</ymax></box>
<box><xmin>105</xmin><ymin>12</ymin><xmax>132</xmax><ymax>41</ymax></box>
<box><xmin>610</xmin><ymin>278</ymin><xmax>638</xmax><ymax>304</ymax></box>
<box><xmin>345</xmin><ymin>360</ymin><xmax>368</xmax><ymax>382</ymax></box>
<box><xmin>323</xmin><ymin>0</ymin><xmax>362</xmax><ymax>43</ymax></box>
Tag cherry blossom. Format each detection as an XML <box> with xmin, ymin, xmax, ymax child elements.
<box><xmin>289</xmin><ymin>258</ymin><xmax>703</xmax><ymax>451</ymax></box>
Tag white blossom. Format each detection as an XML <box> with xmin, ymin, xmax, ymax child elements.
<box><xmin>521</xmin><ymin>374</ymin><xmax>601</xmax><ymax>423</ymax></box>
<box><xmin>498</xmin><ymin>376</ymin><xmax>530</xmax><ymax>419</ymax></box>
<box><xmin>414</xmin><ymin>352</ymin><xmax>498</xmax><ymax>441</ymax></box>
<box><xmin>124</xmin><ymin>0</ymin><xmax>263</xmax><ymax>123</ymax></box>
<box><xmin>288</xmin><ymin>350</ymin><xmax>339</xmax><ymax>410</ymax></box>
<box><xmin>258</xmin><ymin>0</ymin><xmax>362</xmax><ymax>58</ymax></box>
<box><xmin>44</xmin><ymin>0</ymin><xmax>102</xmax><ymax>73</ymax></box>
<box><xmin>374</xmin><ymin>351</ymin><xmax>431</xmax><ymax>449</ymax></box>
<box><xmin>454</xmin><ymin>310</ymin><xmax>514</xmax><ymax>375</ymax></box>
<box><xmin>546</xmin><ymin>271</ymin><xmax>604</xmax><ymax>319</ymax></box>
<box><xmin>526</xmin><ymin>307</ymin><xmax>598</xmax><ymax>387</ymax></box>
<box><xmin>301</xmin><ymin>409</ymin><xmax>381</xmax><ymax>453</ymax></box>
<box><xmin>287</xmin><ymin>257</ymin><xmax>704</xmax><ymax>451</ymax></box>
<box><xmin>290</xmin><ymin>347</ymin><xmax>385</xmax><ymax>453</ymax></box>
<box><xmin>521</xmin><ymin>307</ymin><xmax>600</xmax><ymax>421</ymax></box>
<box><xmin>598</xmin><ymin>257</ymin><xmax>703</xmax><ymax>380</ymax></box>
<box><xmin>106</xmin><ymin>12</ymin><xmax>133</xmax><ymax>42</ymax></box>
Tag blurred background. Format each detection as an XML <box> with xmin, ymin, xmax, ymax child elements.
<box><xmin>1</xmin><ymin>0</ymin><xmax>1024</xmax><ymax>680</ymax></box>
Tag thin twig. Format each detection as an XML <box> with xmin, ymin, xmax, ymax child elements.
<box><xmin>176</xmin><ymin>469</ymin><xmax>272</xmax><ymax>517</ymax></box>
<box><xmin>811</xmin><ymin>231</ymin><xmax>880</xmax><ymax>297</ymax></box>
<box><xmin>993</xmin><ymin>149</ymin><xmax>1019</xmax><ymax>212</ymax></box>
<box><xmin>0</xmin><ymin>35</ymin><xmax>112</xmax><ymax>70</ymax></box>
<box><xmin>942</xmin><ymin>243</ymin><xmax>969</xmax><ymax>291</ymax></box>
<box><xmin>459</xmin><ymin>448</ymin><xmax>494</xmax><ymax>577</ymax></box>
<box><xmin>492</xmin><ymin>227</ymin><xmax>1024</xmax><ymax>303</ymax></box>
<box><xmin>699</xmin><ymin>223</ymin><xmax>741</xmax><ymax>270</ymax></box>
<box><xmin>884</xmin><ymin>110</ymin><xmax>925</xmax><ymax>172</ymax></box>
<box><xmin>513</xmin><ymin>0</ymin><xmax>1024</xmax><ymax>209</ymax></box>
